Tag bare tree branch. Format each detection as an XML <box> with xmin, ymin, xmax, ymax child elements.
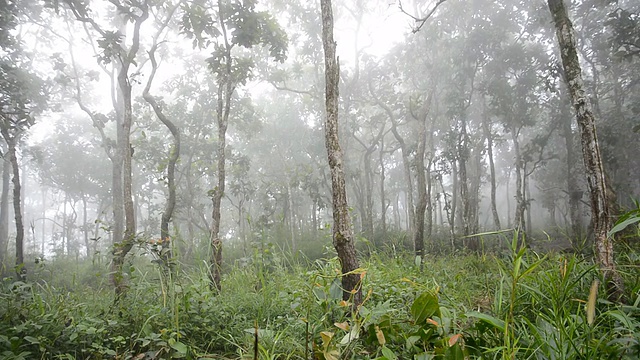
<box><xmin>398</xmin><ymin>0</ymin><xmax>448</xmax><ymax>33</ymax></box>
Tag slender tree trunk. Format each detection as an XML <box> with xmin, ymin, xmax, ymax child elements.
<box><xmin>110</xmin><ymin>7</ymin><xmax>148</xmax><ymax>299</ymax></box>
<box><xmin>483</xmin><ymin>100</ymin><xmax>501</xmax><ymax>229</ymax></box>
<box><xmin>450</xmin><ymin>160</ymin><xmax>458</xmax><ymax>243</ymax></box>
<box><xmin>412</xmin><ymin>93</ymin><xmax>433</xmax><ymax>263</ymax></box>
<box><xmin>379</xmin><ymin>139</ymin><xmax>387</xmax><ymax>235</ymax></box>
<box><xmin>0</xmin><ymin>133</ymin><xmax>25</xmax><ymax>281</ymax></box>
<box><xmin>363</xmin><ymin>149</ymin><xmax>374</xmax><ymax>239</ymax></box>
<box><xmin>209</xmin><ymin>0</ymin><xmax>235</xmax><ymax>291</ymax></box>
<box><xmin>143</xmin><ymin>43</ymin><xmax>181</xmax><ymax>269</ymax></box>
<box><xmin>41</xmin><ymin>189</ymin><xmax>46</xmax><ymax>255</ymax></box>
<box><xmin>561</xmin><ymin>98</ymin><xmax>583</xmax><ymax>241</ymax></box>
<box><xmin>82</xmin><ymin>195</ymin><xmax>90</xmax><ymax>258</ymax></box>
<box><xmin>63</xmin><ymin>194</ymin><xmax>68</xmax><ymax>256</ymax></box>
<box><xmin>511</xmin><ymin>128</ymin><xmax>526</xmax><ymax>244</ymax></box>
<box><xmin>381</xmin><ymin>100</ymin><xmax>414</xmax><ymax>237</ymax></box>
<box><xmin>458</xmin><ymin>117</ymin><xmax>471</xmax><ymax>240</ymax></box>
<box><xmin>287</xmin><ymin>183</ymin><xmax>296</xmax><ymax>252</ymax></box>
<box><xmin>0</xmin><ymin>152</ymin><xmax>10</xmax><ymax>274</ymax></box>
<box><xmin>547</xmin><ymin>0</ymin><xmax>624</xmax><ymax>300</ymax></box>
<box><xmin>414</xmin><ymin>122</ymin><xmax>427</xmax><ymax>263</ymax></box>
<box><xmin>321</xmin><ymin>0</ymin><xmax>362</xmax><ymax>306</ymax></box>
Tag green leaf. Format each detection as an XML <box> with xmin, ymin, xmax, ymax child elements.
<box><xmin>414</xmin><ymin>352</ymin><xmax>435</xmax><ymax>360</ymax></box>
<box><xmin>170</xmin><ymin>340</ymin><xmax>188</xmax><ymax>354</ymax></box>
<box><xmin>381</xmin><ymin>345</ymin><xmax>398</xmax><ymax>360</ymax></box>
<box><xmin>466</xmin><ymin>311</ymin><xmax>505</xmax><ymax>332</ymax></box>
<box><xmin>608</xmin><ymin>214</ymin><xmax>640</xmax><ymax>237</ymax></box>
<box><xmin>329</xmin><ymin>278</ymin><xmax>343</xmax><ymax>300</ymax></box>
<box><xmin>23</xmin><ymin>336</ymin><xmax>39</xmax><ymax>344</ymax></box>
<box><xmin>444</xmin><ymin>343</ymin><xmax>465</xmax><ymax>360</ymax></box>
<box><xmin>411</xmin><ymin>292</ymin><xmax>440</xmax><ymax>325</ymax></box>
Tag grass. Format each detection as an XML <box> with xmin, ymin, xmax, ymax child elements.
<box><xmin>1</xmin><ymin>238</ymin><xmax>639</xmax><ymax>359</ymax></box>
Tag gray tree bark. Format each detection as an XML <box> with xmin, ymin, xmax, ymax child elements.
<box><xmin>547</xmin><ymin>0</ymin><xmax>624</xmax><ymax>301</ymax></box>
<box><xmin>321</xmin><ymin>0</ymin><xmax>362</xmax><ymax>306</ymax></box>
<box><xmin>0</xmin><ymin>152</ymin><xmax>10</xmax><ymax>274</ymax></box>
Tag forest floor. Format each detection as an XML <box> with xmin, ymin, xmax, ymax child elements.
<box><xmin>1</xmin><ymin>240</ymin><xmax>639</xmax><ymax>359</ymax></box>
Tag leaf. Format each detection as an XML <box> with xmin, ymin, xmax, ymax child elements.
<box><xmin>320</xmin><ymin>331</ymin><xmax>334</xmax><ymax>347</ymax></box>
<box><xmin>329</xmin><ymin>279</ymin><xmax>343</xmax><ymax>300</ymax></box>
<box><xmin>411</xmin><ymin>292</ymin><xmax>441</xmax><ymax>325</ymax></box>
<box><xmin>23</xmin><ymin>336</ymin><xmax>39</xmax><ymax>344</ymax></box>
<box><xmin>608</xmin><ymin>214</ymin><xmax>640</xmax><ymax>237</ymax></box>
<box><xmin>444</xmin><ymin>343</ymin><xmax>465</xmax><ymax>359</ymax></box>
<box><xmin>381</xmin><ymin>345</ymin><xmax>398</xmax><ymax>360</ymax></box>
<box><xmin>414</xmin><ymin>353</ymin><xmax>435</xmax><ymax>360</ymax></box>
<box><xmin>466</xmin><ymin>311</ymin><xmax>505</xmax><ymax>331</ymax></box>
<box><xmin>334</xmin><ymin>322</ymin><xmax>349</xmax><ymax>331</ymax></box>
<box><xmin>170</xmin><ymin>340</ymin><xmax>187</xmax><ymax>354</ymax></box>
<box><xmin>324</xmin><ymin>349</ymin><xmax>340</xmax><ymax>360</ymax></box>
<box><xmin>339</xmin><ymin>325</ymin><xmax>359</xmax><ymax>345</ymax></box>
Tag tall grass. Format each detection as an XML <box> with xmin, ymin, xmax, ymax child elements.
<box><xmin>0</xmin><ymin>237</ymin><xmax>638</xmax><ymax>359</ymax></box>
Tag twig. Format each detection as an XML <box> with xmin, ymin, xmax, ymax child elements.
<box><xmin>398</xmin><ymin>0</ymin><xmax>448</xmax><ymax>33</ymax></box>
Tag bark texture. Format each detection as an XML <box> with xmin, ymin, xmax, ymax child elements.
<box><xmin>321</xmin><ymin>0</ymin><xmax>362</xmax><ymax>306</ymax></box>
<box><xmin>547</xmin><ymin>0</ymin><xmax>624</xmax><ymax>301</ymax></box>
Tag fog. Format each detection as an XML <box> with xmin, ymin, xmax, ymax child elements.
<box><xmin>2</xmin><ymin>0</ymin><xmax>639</xmax><ymax>267</ymax></box>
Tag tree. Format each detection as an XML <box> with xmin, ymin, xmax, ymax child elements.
<box><xmin>61</xmin><ymin>0</ymin><xmax>149</xmax><ymax>297</ymax></box>
<box><xmin>182</xmin><ymin>0</ymin><xmax>287</xmax><ymax>290</ymax></box>
<box><xmin>320</xmin><ymin>0</ymin><xmax>362</xmax><ymax>306</ymax></box>
<box><xmin>0</xmin><ymin>0</ymin><xmax>46</xmax><ymax>279</ymax></box>
<box><xmin>142</xmin><ymin>2</ymin><xmax>183</xmax><ymax>270</ymax></box>
<box><xmin>547</xmin><ymin>0</ymin><xmax>624</xmax><ymax>300</ymax></box>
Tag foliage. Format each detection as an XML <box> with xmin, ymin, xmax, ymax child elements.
<box><xmin>1</xmin><ymin>246</ymin><xmax>638</xmax><ymax>359</ymax></box>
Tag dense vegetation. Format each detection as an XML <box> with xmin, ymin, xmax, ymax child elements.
<box><xmin>1</xmin><ymin>235</ymin><xmax>639</xmax><ymax>359</ymax></box>
<box><xmin>1</xmin><ymin>0</ymin><xmax>639</xmax><ymax>358</ymax></box>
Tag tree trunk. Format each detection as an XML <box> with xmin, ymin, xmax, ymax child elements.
<box><xmin>483</xmin><ymin>100</ymin><xmax>501</xmax><ymax>229</ymax></box>
<box><xmin>110</xmin><ymin>7</ymin><xmax>148</xmax><ymax>299</ymax></box>
<box><xmin>379</xmin><ymin>138</ymin><xmax>387</xmax><ymax>235</ymax></box>
<box><xmin>412</xmin><ymin>93</ymin><xmax>433</xmax><ymax>264</ymax></box>
<box><xmin>458</xmin><ymin>117</ymin><xmax>471</xmax><ymax>241</ymax></box>
<box><xmin>143</xmin><ymin>43</ymin><xmax>181</xmax><ymax>269</ymax></box>
<box><xmin>0</xmin><ymin>133</ymin><xmax>25</xmax><ymax>281</ymax></box>
<box><xmin>321</xmin><ymin>0</ymin><xmax>362</xmax><ymax>306</ymax></box>
<box><xmin>511</xmin><ymin>128</ymin><xmax>526</xmax><ymax>244</ymax></box>
<box><xmin>561</xmin><ymin>101</ymin><xmax>583</xmax><ymax>241</ymax></box>
<box><xmin>414</xmin><ymin>119</ymin><xmax>427</xmax><ymax>263</ymax></box>
<box><xmin>547</xmin><ymin>0</ymin><xmax>624</xmax><ymax>301</ymax></box>
<box><xmin>0</xmin><ymin>152</ymin><xmax>10</xmax><ymax>274</ymax></box>
<box><xmin>209</xmin><ymin>0</ymin><xmax>235</xmax><ymax>291</ymax></box>
<box><xmin>362</xmin><ymin>148</ymin><xmax>374</xmax><ymax>239</ymax></box>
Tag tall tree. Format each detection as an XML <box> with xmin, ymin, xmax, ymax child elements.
<box><xmin>320</xmin><ymin>0</ymin><xmax>362</xmax><ymax>306</ymax></box>
<box><xmin>62</xmin><ymin>0</ymin><xmax>149</xmax><ymax>297</ymax></box>
<box><xmin>182</xmin><ymin>0</ymin><xmax>287</xmax><ymax>290</ymax></box>
<box><xmin>547</xmin><ymin>0</ymin><xmax>624</xmax><ymax>300</ymax></box>
<box><xmin>0</xmin><ymin>0</ymin><xmax>46</xmax><ymax>280</ymax></box>
<box><xmin>143</xmin><ymin>40</ymin><xmax>181</xmax><ymax>268</ymax></box>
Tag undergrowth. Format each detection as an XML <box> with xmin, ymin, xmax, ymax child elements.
<box><xmin>1</xmin><ymin>240</ymin><xmax>638</xmax><ymax>359</ymax></box>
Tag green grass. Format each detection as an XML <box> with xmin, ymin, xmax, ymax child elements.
<box><xmin>1</xmin><ymin>242</ymin><xmax>639</xmax><ymax>359</ymax></box>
